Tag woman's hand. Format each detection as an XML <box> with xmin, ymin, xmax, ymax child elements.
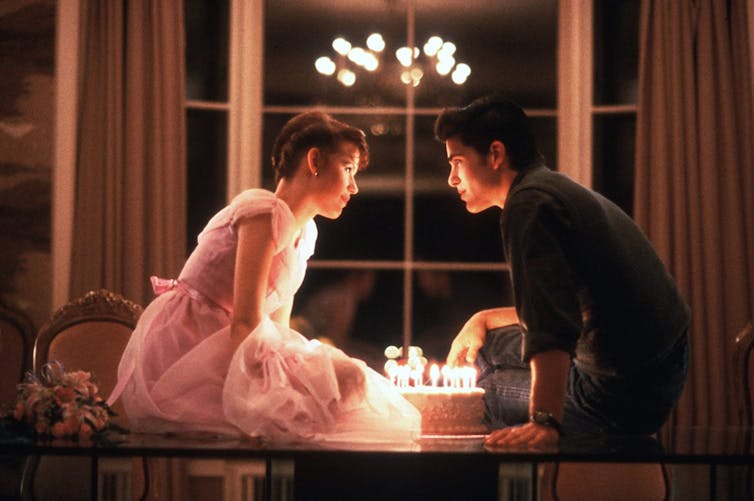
<box><xmin>484</xmin><ymin>422</ymin><xmax>559</xmax><ymax>450</ymax></box>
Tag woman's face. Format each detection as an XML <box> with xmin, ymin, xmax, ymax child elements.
<box><xmin>313</xmin><ymin>141</ymin><xmax>360</xmax><ymax>219</ymax></box>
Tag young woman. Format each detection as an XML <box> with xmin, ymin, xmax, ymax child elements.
<box><xmin>109</xmin><ymin>112</ymin><xmax>420</xmax><ymax>442</ymax></box>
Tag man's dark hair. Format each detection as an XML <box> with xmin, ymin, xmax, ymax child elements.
<box><xmin>434</xmin><ymin>94</ymin><xmax>544</xmax><ymax>171</ymax></box>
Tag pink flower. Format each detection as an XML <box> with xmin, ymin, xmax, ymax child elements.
<box><xmin>78</xmin><ymin>423</ymin><xmax>93</xmax><ymax>441</ymax></box>
<box><xmin>13</xmin><ymin>402</ymin><xmax>24</xmax><ymax>421</ymax></box>
<box><xmin>54</xmin><ymin>386</ymin><xmax>76</xmax><ymax>404</ymax></box>
<box><xmin>51</xmin><ymin>422</ymin><xmax>68</xmax><ymax>438</ymax></box>
<box><xmin>92</xmin><ymin>418</ymin><xmax>106</xmax><ymax>431</ymax></box>
<box><xmin>64</xmin><ymin>415</ymin><xmax>80</xmax><ymax>433</ymax></box>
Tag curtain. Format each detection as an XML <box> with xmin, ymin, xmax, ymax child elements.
<box><xmin>70</xmin><ymin>0</ymin><xmax>186</xmax><ymax>307</ymax></box>
<box><xmin>635</xmin><ymin>0</ymin><xmax>754</xmax><ymax>434</ymax></box>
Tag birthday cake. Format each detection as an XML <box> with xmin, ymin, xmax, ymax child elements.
<box><xmin>384</xmin><ymin>345</ymin><xmax>487</xmax><ymax>436</ymax></box>
<box><xmin>399</xmin><ymin>386</ymin><xmax>487</xmax><ymax>436</ymax></box>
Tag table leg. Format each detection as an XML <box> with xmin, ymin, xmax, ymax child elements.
<box><xmin>531</xmin><ymin>462</ymin><xmax>538</xmax><ymax>501</ymax></box>
<box><xmin>265</xmin><ymin>457</ymin><xmax>272</xmax><ymax>501</ymax></box>
<box><xmin>90</xmin><ymin>457</ymin><xmax>98</xmax><ymax>501</ymax></box>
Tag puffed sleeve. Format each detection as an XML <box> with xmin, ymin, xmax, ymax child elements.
<box><xmin>501</xmin><ymin>189</ymin><xmax>581</xmax><ymax>362</ymax></box>
<box><xmin>222</xmin><ymin>189</ymin><xmax>296</xmax><ymax>252</ymax></box>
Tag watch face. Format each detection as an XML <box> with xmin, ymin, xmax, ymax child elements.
<box><xmin>531</xmin><ymin>411</ymin><xmax>560</xmax><ymax>430</ymax></box>
<box><xmin>532</xmin><ymin>411</ymin><xmax>551</xmax><ymax>424</ymax></box>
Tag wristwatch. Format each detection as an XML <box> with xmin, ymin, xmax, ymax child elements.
<box><xmin>529</xmin><ymin>410</ymin><xmax>562</xmax><ymax>434</ymax></box>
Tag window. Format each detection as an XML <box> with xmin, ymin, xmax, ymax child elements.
<box><xmin>184</xmin><ymin>0</ymin><xmax>637</xmax><ymax>372</ymax></box>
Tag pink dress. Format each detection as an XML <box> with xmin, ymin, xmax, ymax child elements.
<box><xmin>111</xmin><ymin>189</ymin><xmax>420</xmax><ymax>443</ymax></box>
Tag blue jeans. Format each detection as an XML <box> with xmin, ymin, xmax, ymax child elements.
<box><xmin>476</xmin><ymin>325</ymin><xmax>690</xmax><ymax>436</ymax></box>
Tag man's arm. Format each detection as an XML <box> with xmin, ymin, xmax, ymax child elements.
<box><xmin>446</xmin><ymin>306</ymin><xmax>519</xmax><ymax>366</ymax></box>
<box><xmin>484</xmin><ymin>349</ymin><xmax>570</xmax><ymax>448</ymax></box>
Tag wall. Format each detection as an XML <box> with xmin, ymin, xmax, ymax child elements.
<box><xmin>0</xmin><ymin>0</ymin><xmax>56</xmax><ymax>329</ymax></box>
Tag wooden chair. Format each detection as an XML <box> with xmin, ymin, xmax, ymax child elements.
<box><xmin>22</xmin><ymin>289</ymin><xmax>142</xmax><ymax>501</ymax></box>
<box><xmin>0</xmin><ymin>301</ymin><xmax>34</xmax><ymax>500</ymax></box>
<box><xmin>733</xmin><ymin>321</ymin><xmax>754</xmax><ymax>499</ymax></box>
<box><xmin>733</xmin><ymin>321</ymin><xmax>754</xmax><ymax>427</ymax></box>
<box><xmin>542</xmin><ymin>461</ymin><xmax>669</xmax><ymax>501</ymax></box>
<box><xmin>0</xmin><ymin>300</ymin><xmax>34</xmax><ymax>409</ymax></box>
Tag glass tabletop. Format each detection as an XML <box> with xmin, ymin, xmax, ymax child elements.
<box><xmin>2</xmin><ymin>427</ymin><xmax>753</xmax><ymax>464</ymax></box>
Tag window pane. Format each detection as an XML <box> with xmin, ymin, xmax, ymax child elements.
<box><xmin>592</xmin><ymin>114</ymin><xmax>636</xmax><ymax>215</ymax></box>
<box><xmin>414</xmin><ymin>116</ymin><xmax>500</xmax><ymax>263</ymax></box>
<box><xmin>262</xmin><ymin>113</ymin><xmax>405</xmax><ymax>260</ymax></box>
<box><xmin>412</xmin><ymin>270</ymin><xmax>511</xmax><ymax>364</ymax></box>
<box><xmin>414</xmin><ymin>193</ymin><xmax>502</xmax><ymax>262</ymax></box>
<box><xmin>184</xmin><ymin>0</ymin><xmax>229</xmax><ymax>101</ymax></box>
<box><xmin>594</xmin><ymin>1</ymin><xmax>639</xmax><ymax>105</ymax></box>
<box><xmin>315</xmin><ymin>195</ymin><xmax>404</xmax><ymax>260</ymax></box>
<box><xmin>264</xmin><ymin>0</ymin><xmax>407</xmax><ymax>107</ymax></box>
<box><xmin>415</xmin><ymin>0</ymin><xmax>557</xmax><ymax>108</ymax></box>
<box><xmin>293</xmin><ymin>268</ymin><xmax>403</xmax><ymax>371</ymax></box>
<box><xmin>186</xmin><ymin>109</ymin><xmax>227</xmax><ymax>254</ymax></box>
<box><xmin>531</xmin><ymin>115</ymin><xmax>557</xmax><ymax>171</ymax></box>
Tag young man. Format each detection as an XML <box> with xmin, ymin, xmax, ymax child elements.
<box><xmin>435</xmin><ymin>95</ymin><xmax>690</xmax><ymax>447</ymax></box>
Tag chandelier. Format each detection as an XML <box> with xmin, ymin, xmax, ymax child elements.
<box><xmin>314</xmin><ymin>33</ymin><xmax>471</xmax><ymax>88</ymax></box>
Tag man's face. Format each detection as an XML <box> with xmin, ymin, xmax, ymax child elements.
<box><xmin>445</xmin><ymin>136</ymin><xmax>500</xmax><ymax>213</ymax></box>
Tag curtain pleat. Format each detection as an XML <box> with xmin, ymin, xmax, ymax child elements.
<box><xmin>70</xmin><ymin>0</ymin><xmax>186</xmax><ymax>307</ymax></box>
<box><xmin>636</xmin><ymin>0</ymin><xmax>754</xmax><ymax>435</ymax></box>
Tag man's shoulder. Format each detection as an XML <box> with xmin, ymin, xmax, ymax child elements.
<box><xmin>506</xmin><ymin>167</ymin><xmax>575</xmax><ymax>210</ymax></box>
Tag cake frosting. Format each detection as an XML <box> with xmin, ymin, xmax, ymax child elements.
<box><xmin>399</xmin><ymin>386</ymin><xmax>487</xmax><ymax>436</ymax></box>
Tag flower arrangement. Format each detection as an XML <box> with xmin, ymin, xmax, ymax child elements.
<box><xmin>8</xmin><ymin>361</ymin><xmax>116</xmax><ymax>440</ymax></box>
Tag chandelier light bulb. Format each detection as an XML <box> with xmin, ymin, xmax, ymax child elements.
<box><xmin>396</xmin><ymin>46</ymin><xmax>414</xmax><ymax>67</ymax></box>
<box><xmin>410</xmin><ymin>67</ymin><xmax>423</xmax><ymax>86</ymax></box>
<box><xmin>423</xmin><ymin>36</ymin><xmax>443</xmax><ymax>57</ymax></box>
<box><xmin>436</xmin><ymin>57</ymin><xmax>455</xmax><ymax>76</ymax></box>
<box><xmin>451</xmin><ymin>70</ymin><xmax>468</xmax><ymax>84</ymax></box>
<box><xmin>454</xmin><ymin>63</ymin><xmax>471</xmax><ymax>78</ymax></box>
<box><xmin>314</xmin><ymin>56</ymin><xmax>336</xmax><ymax>76</ymax></box>
<box><xmin>438</xmin><ymin>41</ymin><xmax>457</xmax><ymax>58</ymax></box>
<box><xmin>332</xmin><ymin>37</ymin><xmax>352</xmax><ymax>56</ymax></box>
<box><xmin>366</xmin><ymin>33</ymin><xmax>385</xmax><ymax>52</ymax></box>
<box><xmin>337</xmin><ymin>68</ymin><xmax>356</xmax><ymax>87</ymax></box>
<box><xmin>363</xmin><ymin>53</ymin><xmax>379</xmax><ymax>71</ymax></box>
<box><xmin>348</xmin><ymin>47</ymin><xmax>367</xmax><ymax>66</ymax></box>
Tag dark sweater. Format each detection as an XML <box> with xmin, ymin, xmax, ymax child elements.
<box><xmin>500</xmin><ymin>165</ymin><xmax>690</xmax><ymax>376</ymax></box>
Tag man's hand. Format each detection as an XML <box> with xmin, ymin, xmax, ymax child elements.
<box><xmin>446</xmin><ymin>314</ymin><xmax>487</xmax><ymax>366</ymax></box>
<box><xmin>484</xmin><ymin>422</ymin><xmax>559</xmax><ymax>450</ymax></box>
<box><xmin>446</xmin><ymin>307</ymin><xmax>520</xmax><ymax>366</ymax></box>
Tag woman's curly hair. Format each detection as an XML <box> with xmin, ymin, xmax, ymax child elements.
<box><xmin>271</xmin><ymin>111</ymin><xmax>369</xmax><ymax>184</ymax></box>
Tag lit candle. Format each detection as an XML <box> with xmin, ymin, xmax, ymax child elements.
<box><xmin>441</xmin><ymin>364</ymin><xmax>451</xmax><ymax>387</ymax></box>
<box><xmin>430</xmin><ymin>364</ymin><xmax>439</xmax><ymax>387</ymax></box>
<box><xmin>384</xmin><ymin>359</ymin><xmax>398</xmax><ymax>385</ymax></box>
<box><xmin>413</xmin><ymin>364</ymin><xmax>424</xmax><ymax>387</ymax></box>
<box><xmin>398</xmin><ymin>365</ymin><xmax>410</xmax><ymax>388</ymax></box>
<box><xmin>468</xmin><ymin>367</ymin><xmax>477</xmax><ymax>388</ymax></box>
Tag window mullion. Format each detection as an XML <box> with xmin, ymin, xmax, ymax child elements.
<box><xmin>228</xmin><ymin>0</ymin><xmax>264</xmax><ymax>199</ymax></box>
<box><xmin>557</xmin><ymin>0</ymin><xmax>593</xmax><ymax>187</ymax></box>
